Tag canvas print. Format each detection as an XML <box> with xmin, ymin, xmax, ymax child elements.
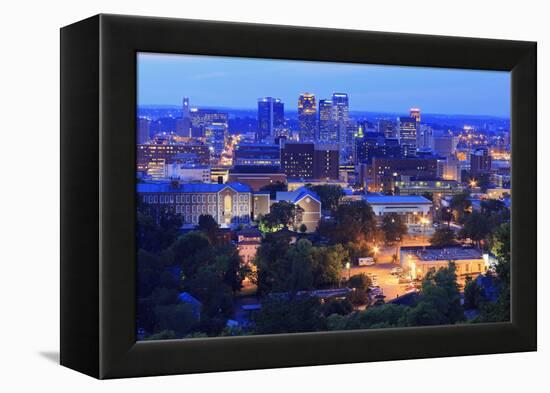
<box><xmin>136</xmin><ymin>53</ymin><xmax>511</xmax><ymax>340</ymax></box>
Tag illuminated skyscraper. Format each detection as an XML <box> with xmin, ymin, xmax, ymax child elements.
<box><xmin>257</xmin><ymin>97</ymin><xmax>284</xmax><ymax>142</ymax></box>
<box><xmin>331</xmin><ymin>93</ymin><xmax>349</xmax><ymax>146</ymax></box>
<box><xmin>298</xmin><ymin>93</ymin><xmax>317</xmax><ymax>142</ymax></box>
<box><xmin>409</xmin><ymin>107</ymin><xmax>421</xmax><ymax>122</ymax></box>
<box><xmin>318</xmin><ymin>99</ymin><xmax>333</xmax><ymax>142</ymax></box>
<box><xmin>176</xmin><ymin>97</ymin><xmax>192</xmax><ymax>137</ymax></box>
<box><xmin>398</xmin><ymin>116</ymin><xmax>417</xmax><ymax>157</ymax></box>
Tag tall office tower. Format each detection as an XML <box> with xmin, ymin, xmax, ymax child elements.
<box><xmin>432</xmin><ymin>134</ymin><xmax>458</xmax><ymax>157</ymax></box>
<box><xmin>398</xmin><ymin>116</ymin><xmax>417</xmax><ymax>157</ymax></box>
<box><xmin>176</xmin><ymin>97</ymin><xmax>192</xmax><ymax>137</ymax></box>
<box><xmin>280</xmin><ymin>142</ymin><xmax>339</xmax><ymax>180</ymax></box>
<box><xmin>189</xmin><ymin>109</ymin><xmax>229</xmax><ymax>138</ymax></box>
<box><xmin>417</xmin><ymin>124</ymin><xmax>433</xmax><ymax>149</ymax></box>
<box><xmin>318</xmin><ymin>99</ymin><xmax>333</xmax><ymax>141</ymax></box>
<box><xmin>204</xmin><ymin>122</ymin><xmax>228</xmax><ymax>157</ymax></box>
<box><xmin>137</xmin><ymin>117</ymin><xmax>150</xmax><ymax>144</ymax></box>
<box><xmin>298</xmin><ymin>93</ymin><xmax>317</xmax><ymax>142</ymax></box>
<box><xmin>378</xmin><ymin>119</ymin><xmax>397</xmax><ymax>139</ymax></box>
<box><xmin>470</xmin><ymin>146</ymin><xmax>492</xmax><ymax>177</ymax></box>
<box><xmin>331</xmin><ymin>93</ymin><xmax>349</xmax><ymax>145</ymax></box>
<box><xmin>409</xmin><ymin>107</ymin><xmax>421</xmax><ymax>123</ymax></box>
<box><xmin>257</xmin><ymin>97</ymin><xmax>284</xmax><ymax>142</ymax></box>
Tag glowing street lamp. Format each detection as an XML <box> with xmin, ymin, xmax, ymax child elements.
<box><xmin>345</xmin><ymin>262</ymin><xmax>351</xmax><ymax>281</ymax></box>
<box><xmin>469</xmin><ymin>179</ymin><xmax>477</xmax><ymax>188</ymax></box>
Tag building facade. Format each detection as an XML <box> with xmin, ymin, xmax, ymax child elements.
<box><xmin>281</xmin><ymin>142</ymin><xmax>339</xmax><ymax>180</ymax></box>
<box><xmin>257</xmin><ymin>97</ymin><xmax>284</xmax><ymax>142</ymax></box>
<box><xmin>137</xmin><ymin>182</ymin><xmax>254</xmax><ymax>227</ymax></box>
<box><xmin>298</xmin><ymin>93</ymin><xmax>317</xmax><ymax>142</ymax></box>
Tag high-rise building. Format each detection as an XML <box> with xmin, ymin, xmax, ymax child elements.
<box><xmin>176</xmin><ymin>97</ymin><xmax>192</xmax><ymax>137</ymax></box>
<box><xmin>378</xmin><ymin>119</ymin><xmax>396</xmax><ymax>139</ymax></box>
<box><xmin>432</xmin><ymin>134</ymin><xmax>458</xmax><ymax>157</ymax></box>
<box><xmin>137</xmin><ymin>117</ymin><xmax>150</xmax><ymax>144</ymax></box>
<box><xmin>470</xmin><ymin>146</ymin><xmax>492</xmax><ymax>177</ymax></box>
<box><xmin>318</xmin><ymin>99</ymin><xmax>333</xmax><ymax>141</ymax></box>
<box><xmin>280</xmin><ymin>142</ymin><xmax>339</xmax><ymax>180</ymax></box>
<box><xmin>370</xmin><ymin>157</ymin><xmax>438</xmax><ymax>193</ymax></box>
<box><xmin>189</xmin><ymin>109</ymin><xmax>228</xmax><ymax>138</ymax></box>
<box><xmin>257</xmin><ymin>97</ymin><xmax>284</xmax><ymax>142</ymax></box>
<box><xmin>417</xmin><ymin>124</ymin><xmax>433</xmax><ymax>149</ymax></box>
<box><xmin>409</xmin><ymin>107</ymin><xmax>421</xmax><ymax>122</ymax></box>
<box><xmin>204</xmin><ymin>122</ymin><xmax>228</xmax><ymax>156</ymax></box>
<box><xmin>298</xmin><ymin>93</ymin><xmax>317</xmax><ymax>142</ymax></box>
<box><xmin>398</xmin><ymin>116</ymin><xmax>417</xmax><ymax>157</ymax></box>
<box><xmin>331</xmin><ymin>93</ymin><xmax>349</xmax><ymax>145</ymax></box>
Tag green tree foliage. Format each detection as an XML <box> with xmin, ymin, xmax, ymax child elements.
<box><xmin>153</xmin><ymin>303</ymin><xmax>198</xmax><ymax>337</ymax></box>
<box><xmin>463</xmin><ymin>277</ymin><xmax>482</xmax><ymax>310</ymax></box>
<box><xmin>380</xmin><ymin>213</ymin><xmax>408</xmax><ymax>244</ymax></box>
<box><xmin>460</xmin><ymin>211</ymin><xmax>491</xmax><ymax>248</ymax></box>
<box><xmin>197</xmin><ymin>214</ymin><xmax>220</xmax><ymax>244</ymax></box>
<box><xmin>306</xmin><ymin>184</ymin><xmax>345</xmax><ymax>212</ymax></box>
<box><xmin>318</xmin><ymin>201</ymin><xmax>377</xmax><ymax>244</ymax></box>
<box><xmin>253</xmin><ymin>296</ymin><xmax>324</xmax><ymax>334</ymax></box>
<box><xmin>254</xmin><ymin>237</ymin><xmax>346</xmax><ymax>295</ymax></box>
<box><xmin>347</xmin><ymin>273</ymin><xmax>372</xmax><ymax>291</ymax></box>
<box><xmin>326</xmin><ymin>304</ymin><xmax>409</xmax><ymax>331</ymax></box>
<box><xmin>322</xmin><ymin>298</ymin><xmax>354</xmax><ymax>317</ymax></box>
<box><xmin>260</xmin><ymin>201</ymin><xmax>302</xmax><ymax>232</ymax></box>
<box><xmin>259</xmin><ymin>181</ymin><xmax>287</xmax><ymax>199</ymax></box>
<box><xmin>450</xmin><ymin>191</ymin><xmax>471</xmax><ymax>223</ymax></box>
<box><xmin>137</xmin><ymin>210</ymin><xmax>183</xmax><ymax>252</ymax></box>
<box><xmin>429</xmin><ymin>227</ymin><xmax>457</xmax><ymax>247</ymax></box>
<box><xmin>475</xmin><ymin>222</ymin><xmax>510</xmax><ymax>323</ymax></box>
<box><xmin>406</xmin><ymin>262</ymin><xmax>465</xmax><ymax>326</ymax></box>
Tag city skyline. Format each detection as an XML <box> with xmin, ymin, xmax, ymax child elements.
<box><xmin>138</xmin><ymin>52</ymin><xmax>511</xmax><ymax>117</ymax></box>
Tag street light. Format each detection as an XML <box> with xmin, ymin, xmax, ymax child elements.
<box><xmin>345</xmin><ymin>262</ymin><xmax>351</xmax><ymax>281</ymax></box>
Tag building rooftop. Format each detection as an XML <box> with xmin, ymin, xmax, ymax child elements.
<box><xmin>276</xmin><ymin>187</ymin><xmax>321</xmax><ymax>204</ymax></box>
<box><xmin>363</xmin><ymin>195</ymin><xmax>432</xmax><ymax>205</ymax></box>
<box><xmin>137</xmin><ymin>181</ymin><xmax>252</xmax><ymax>193</ymax></box>
<box><xmin>401</xmin><ymin>246</ymin><xmax>483</xmax><ymax>261</ymax></box>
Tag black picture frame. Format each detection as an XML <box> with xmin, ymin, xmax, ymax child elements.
<box><xmin>60</xmin><ymin>14</ymin><xmax>536</xmax><ymax>379</ymax></box>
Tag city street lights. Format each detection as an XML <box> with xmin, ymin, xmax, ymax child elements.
<box><xmin>373</xmin><ymin>245</ymin><xmax>379</xmax><ymax>261</ymax></box>
<box><xmin>345</xmin><ymin>262</ymin><xmax>351</xmax><ymax>281</ymax></box>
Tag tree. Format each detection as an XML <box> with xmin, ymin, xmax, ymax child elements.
<box><xmin>319</xmin><ymin>201</ymin><xmax>377</xmax><ymax>244</ymax></box>
<box><xmin>259</xmin><ymin>181</ymin><xmax>287</xmax><ymax>199</ymax></box>
<box><xmin>137</xmin><ymin>210</ymin><xmax>183</xmax><ymax>252</ymax></box>
<box><xmin>253</xmin><ymin>296</ymin><xmax>324</xmax><ymax>334</ymax></box>
<box><xmin>347</xmin><ymin>273</ymin><xmax>372</xmax><ymax>291</ymax></box>
<box><xmin>299</xmin><ymin>223</ymin><xmax>308</xmax><ymax>233</ymax></box>
<box><xmin>406</xmin><ymin>262</ymin><xmax>465</xmax><ymax>326</ymax></box>
<box><xmin>461</xmin><ymin>210</ymin><xmax>491</xmax><ymax>248</ymax></box>
<box><xmin>198</xmin><ymin>214</ymin><xmax>219</xmax><ymax>244</ymax></box>
<box><xmin>450</xmin><ymin>191</ymin><xmax>471</xmax><ymax>223</ymax></box>
<box><xmin>429</xmin><ymin>227</ymin><xmax>457</xmax><ymax>247</ymax></box>
<box><xmin>380</xmin><ymin>213</ymin><xmax>407</xmax><ymax>244</ymax></box>
<box><xmin>463</xmin><ymin>277</ymin><xmax>482</xmax><ymax>310</ymax></box>
<box><xmin>260</xmin><ymin>201</ymin><xmax>301</xmax><ymax>232</ymax></box>
<box><xmin>322</xmin><ymin>298</ymin><xmax>354</xmax><ymax>316</ymax></box>
<box><xmin>310</xmin><ymin>244</ymin><xmax>347</xmax><ymax>288</ymax></box>
<box><xmin>306</xmin><ymin>184</ymin><xmax>345</xmax><ymax>212</ymax></box>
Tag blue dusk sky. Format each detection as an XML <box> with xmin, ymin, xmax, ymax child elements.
<box><xmin>137</xmin><ymin>52</ymin><xmax>510</xmax><ymax>118</ymax></box>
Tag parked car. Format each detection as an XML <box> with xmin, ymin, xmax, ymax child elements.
<box><xmin>358</xmin><ymin>257</ymin><xmax>375</xmax><ymax>266</ymax></box>
<box><xmin>390</xmin><ymin>267</ymin><xmax>404</xmax><ymax>275</ymax></box>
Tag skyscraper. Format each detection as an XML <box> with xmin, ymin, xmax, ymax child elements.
<box><xmin>257</xmin><ymin>97</ymin><xmax>284</xmax><ymax>142</ymax></box>
<box><xmin>318</xmin><ymin>99</ymin><xmax>333</xmax><ymax>142</ymax></box>
<box><xmin>137</xmin><ymin>117</ymin><xmax>150</xmax><ymax>144</ymax></box>
<box><xmin>331</xmin><ymin>93</ymin><xmax>349</xmax><ymax>145</ymax></box>
<box><xmin>409</xmin><ymin>107</ymin><xmax>421</xmax><ymax>123</ymax></box>
<box><xmin>298</xmin><ymin>93</ymin><xmax>317</xmax><ymax>142</ymax></box>
<box><xmin>176</xmin><ymin>97</ymin><xmax>192</xmax><ymax>137</ymax></box>
<box><xmin>470</xmin><ymin>146</ymin><xmax>492</xmax><ymax>177</ymax></box>
<box><xmin>398</xmin><ymin>116</ymin><xmax>417</xmax><ymax>157</ymax></box>
<box><xmin>378</xmin><ymin>119</ymin><xmax>396</xmax><ymax>139</ymax></box>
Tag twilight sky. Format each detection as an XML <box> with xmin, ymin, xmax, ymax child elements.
<box><xmin>137</xmin><ymin>52</ymin><xmax>510</xmax><ymax>118</ymax></box>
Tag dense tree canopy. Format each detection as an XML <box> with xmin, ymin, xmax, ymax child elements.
<box><xmin>306</xmin><ymin>184</ymin><xmax>345</xmax><ymax>212</ymax></box>
<box><xmin>318</xmin><ymin>201</ymin><xmax>377</xmax><ymax>244</ymax></box>
<box><xmin>380</xmin><ymin>213</ymin><xmax>408</xmax><ymax>244</ymax></box>
<box><xmin>430</xmin><ymin>227</ymin><xmax>457</xmax><ymax>247</ymax></box>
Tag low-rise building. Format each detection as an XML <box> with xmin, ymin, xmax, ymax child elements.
<box><xmin>364</xmin><ymin>194</ymin><xmax>433</xmax><ymax>234</ymax></box>
<box><xmin>227</xmin><ymin>165</ymin><xmax>287</xmax><ymax>191</ymax></box>
<box><xmin>275</xmin><ymin>188</ymin><xmax>322</xmax><ymax>232</ymax></box>
<box><xmin>165</xmin><ymin>163</ymin><xmax>211</xmax><ymax>183</ymax></box>
<box><xmin>137</xmin><ymin>181</ymin><xmax>254</xmax><ymax>227</ymax></box>
<box><xmin>236</xmin><ymin>227</ymin><xmax>263</xmax><ymax>267</ymax></box>
<box><xmin>400</xmin><ymin>246</ymin><xmax>487</xmax><ymax>279</ymax></box>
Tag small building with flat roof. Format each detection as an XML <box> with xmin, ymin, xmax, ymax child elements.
<box><xmin>400</xmin><ymin>246</ymin><xmax>486</xmax><ymax>280</ymax></box>
<box><xmin>364</xmin><ymin>194</ymin><xmax>433</xmax><ymax>234</ymax></box>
